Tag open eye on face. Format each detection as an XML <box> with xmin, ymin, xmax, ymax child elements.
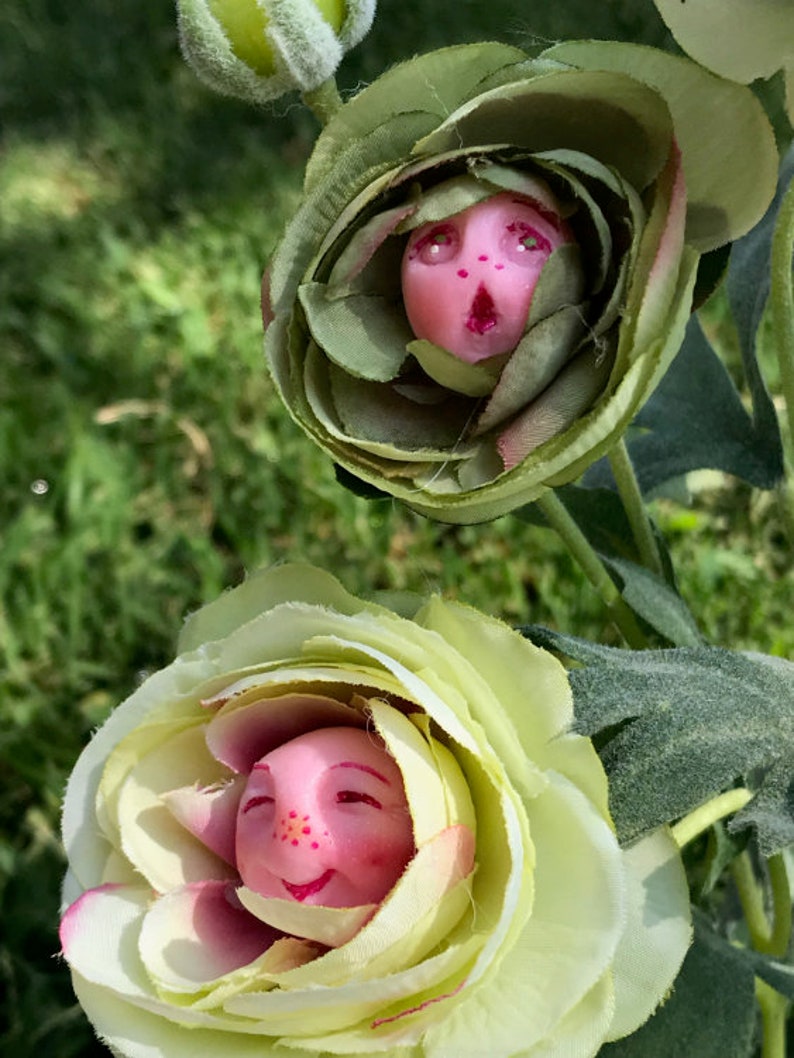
<box><xmin>408</xmin><ymin>224</ymin><xmax>459</xmax><ymax>265</ymax></box>
<box><xmin>502</xmin><ymin>221</ymin><xmax>552</xmax><ymax>266</ymax></box>
<box><xmin>336</xmin><ymin>790</ymin><xmax>383</xmax><ymax>809</ymax></box>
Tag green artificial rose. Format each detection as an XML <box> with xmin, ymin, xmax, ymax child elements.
<box><xmin>177</xmin><ymin>0</ymin><xmax>375</xmax><ymax>104</ymax></box>
<box><xmin>264</xmin><ymin>41</ymin><xmax>778</xmax><ymax>522</ymax></box>
<box><xmin>60</xmin><ymin>563</ymin><xmax>691</xmax><ymax>1058</ymax></box>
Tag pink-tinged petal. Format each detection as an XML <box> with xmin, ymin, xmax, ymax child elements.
<box><xmin>162</xmin><ymin>777</ymin><xmax>245</xmax><ymax>866</ymax></box>
<box><xmin>138</xmin><ymin>880</ymin><xmax>281</xmax><ymax>992</ymax></box>
<box><xmin>206</xmin><ymin>692</ymin><xmax>364</xmax><ymax>773</ymax></box>
<box><xmin>59</xmin><ymin>882</ymin><xmax>130</xmax><ymax>954</ymax></box>
<box><xmin>632</xmin><ymin>140</ymin><xmax>687</xmax><ymax>351</ymax></box>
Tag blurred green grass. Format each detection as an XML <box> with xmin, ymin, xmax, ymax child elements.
<box><xmin>1</xmin><ymin>0</ymin><xmax>791</xmax><ymax>1053</ymax></box>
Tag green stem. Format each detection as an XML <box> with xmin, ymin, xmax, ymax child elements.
<box><xmin>757</xmin><ymin>979</ymin><xmax>789</xmax><ymax>1058</ymax></box>
<box><xmin>765</xmin><ymin>853</ymin><xmax>793</xmax><ymax>959</ymax></box>
<box><xmin>536</xmin><ymin>490</ymin><xmax>648</xmax><ymax>648</ymax></box>
<box><xmin>670</xmin><ymin>787</ymin><xmax>752</xmax><ymax>849</ymax></box>
<box><xmin>732</xmin><ymin>851</ymin><xmax>792</xmax><ymax>1058</ymax></box>
<box><xmin>731</xmin><ymin>850</ymin><xmax>773</xmax><ymax>951</ymax></box>
<box><xmin>771</xmin><ymin>174</ymin><xmax>794</xmax><ymax>462</ymax></box>
<box><xmin>608</xmin><ymin>438</ymin><xmax>664</xmax><ymax>578</ymax></box>
<box><xmin>302</xmin><ymin>77</ymin><xmax>343</xmax><ymax>124</ymax></box>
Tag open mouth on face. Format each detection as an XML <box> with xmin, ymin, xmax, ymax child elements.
<box><xmin>282</xmin><ymin>869</ymin><xmax>336</xmax><ymax>902</ymax></box>
<box><xmin>466</xmin><ymin>284</ymin><xmax>498</xmax><ymax>335</ymax></box>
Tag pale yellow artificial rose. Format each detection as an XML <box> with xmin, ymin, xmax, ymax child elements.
<box><xmin>60</xmin><ymin>564</ymin><xmax>691</xmax><ymax>1058</ymax></box>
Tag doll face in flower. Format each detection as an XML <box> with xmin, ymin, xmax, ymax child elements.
<box><xmin>401</xmin><ymin>191</ymin><xmax>570</xmax><ymax>363</ymax></box>
<box><xmin>235</xmin><ymin>726</ymin><xmax>415</xmax><ymax>907</ymax></box>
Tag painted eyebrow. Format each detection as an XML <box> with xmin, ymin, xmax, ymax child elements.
<box><xmin>330</xmin><ymin>761</ymin><xmax>390</xmax><ymax>784</ymax></box>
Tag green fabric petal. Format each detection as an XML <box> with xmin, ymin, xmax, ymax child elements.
<box><xmin>414</xmin><ymin>68</ymin><xmax>673</xmax><ymax>193</ymax></box>
<box><xmin>297</xmin><ymin>284</ymin><xmax>410</xmax><ymax>382</ymax></box>
<box><xmin>525</xmin><ymin>243</ymin><xmax>587</xmax><ymax>327</ymax></box>
<box><xmin>304</xmin><ymin>42</ymin><xmax>528</xmax><ymax>192</ymax></box>
<box><xmin>326</xmin><ymin>204</ymin><xmax>416</xmax><ymax>296</ymax></box>
<box><xmin>395</xmin><ymin>175</ymin><xmax>493</xmax><ymax>232</ymax></box>
<box><xmin>545</xmin><ymin>40</ymin><xmax>778</xmax><ymax>249</ymax></box>
<box><xmin>407</xmin><ymin>340</ymin><xmax>503</xmax><ymax>398</ymax></box>
<box><xmin>475</xmin><ymin>306</ymin><xmax>589</xmax><ymax>435</ymax></box>
<box><xmin>651</xmin><ymin>0</ymin><xmax>794</xmax><ymax>88</ymax></box>
<box><xmin>497</xmin><ymin>340</ymin><xmax>616</xmax><ymax>469</ymax></box>
<box><xmin>326</xmin><ymin>357</ymin><xmax>479</xmax><ymax>453</ymax></box>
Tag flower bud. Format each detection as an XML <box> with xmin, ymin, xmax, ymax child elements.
<box><xmin>176</xmin><ymin>0</ymin><xmax>376</xmax><ymax>104</ymax></box>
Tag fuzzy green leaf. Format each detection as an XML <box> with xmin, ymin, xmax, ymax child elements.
<box><xmin>517</xmin><ymin>632</ymin><xmax>794</xmax><ymax>848</ymax></box>
<box><xmin>600</xmin><ymin>915</ymin><xmax>756</xmax><ymax>1058</ymax></box>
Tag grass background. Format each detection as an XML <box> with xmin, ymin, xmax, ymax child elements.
<box><xmin>1</xmin><ymin>0</ymin><xmax>791</xmax><ymax>1053</ymax></box>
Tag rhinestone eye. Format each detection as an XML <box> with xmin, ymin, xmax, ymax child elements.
<box><xmin>408</xmin><ymin>224</ymin><xmax>460</xmax><ymax>265</ymax></box>
<box><xmin>501</xmin><ymin>221</ymin><xmax>552</xmax><ymax>265</ymax></box>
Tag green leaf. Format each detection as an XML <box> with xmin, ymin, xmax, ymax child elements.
<box><xmin>727</xmin><ymin>144</ymin><xmax>794</xmax><ymax>469</ymax></box>
<box><xmin>599</xmin><ymin>916</ymin><xmax>757</xmax><ymax>1058</ymax></box>
<box><xmin>730</xmin><ymin>753</ymin><xmax>794</xmax><ymax>857</ymax></box>
<box><xmin>544</xmin><ymin>40</ymin><xmax>779</xmax><ymax>250</ymax></box>
<box><xmin>602</xmin><ymin>555</ymin><xmax>703</xmax><ymax>648</ymax></box>
<box><xmin>584</xmin><ymin>314</ymin><xmax>785</xmax><ymax>493</ymax></box>
<box><xmin>516</xmin><ymin>632</ymin><xmax>794</xmax><ymax>848</ymax></box>
<box><xmin>297</xmin><ymin>283</ymin><xmax>411</xmax><ymax>382</ymax></box>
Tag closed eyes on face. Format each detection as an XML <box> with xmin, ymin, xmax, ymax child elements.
<box><xmin>335</xmin><ymin>789</ymin><xmax>383</xmax><ymax>809</ymax></box>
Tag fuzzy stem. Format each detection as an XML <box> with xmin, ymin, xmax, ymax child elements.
<box><xmin>670</xmin><ymin>787</ymin><xmax>752</xmax><ymax>849</ymax></box>
<box><xmin>765</xmin><ymin>853</ymin><xmax>793</xmax><ymax>959</ymax></box>
<box><xmin>608</xmin><ymin>438</ymin><xmax>664</xmax><ymax>578</ymax></box>
<box><xmin>536</xmin><ymin>490</ymin><xmax>648</xmax><ymax>648</ymax></box>
<box><xmin>302</xmin><ymin>77</ymin><xmax>342</xmax><ymax>124</ymax></box>
<box><xmin>771</xmin><ymin>175</ymin><xmax>794</xmax><ymax>461</ymax></box>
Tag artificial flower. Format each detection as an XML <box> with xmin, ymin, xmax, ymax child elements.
<box><xmin>60</xmin><ymin>563</ymin><xmax>691</xmax><ymax>1058</ymax></box>
<box><xmin>264</xmin><ymin>41</ymin><xmax>777</xmax><ymax>522</ymax></box>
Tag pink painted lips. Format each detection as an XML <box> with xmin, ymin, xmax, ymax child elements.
<box><xmin>282</xmin><ymin>869</ymin><xmax>336</xmax><ymax>902</ymax></box>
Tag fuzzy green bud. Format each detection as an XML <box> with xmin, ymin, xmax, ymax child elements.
<box><xmin>176</xmin><ymin>0</ymin><xmax>376</xmax><ymax>104</ymax></box>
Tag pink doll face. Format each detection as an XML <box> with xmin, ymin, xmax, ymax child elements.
<box><xmin>401</xmin><ymin>191</ymin><xmax>570</xmax><ymax>363</ymax></box>
<box><xmin>235</xmin><ymin>727</ymin><xmax>415</xmax><ymax>907</ymax></box>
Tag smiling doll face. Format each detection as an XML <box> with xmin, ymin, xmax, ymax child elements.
<box><xmin>401</xmin><ymin>191</ymin><xmax>571</xmax><ymax>363</ymax></box>
<box><xmin>235</xmin><ymin>727</ymin><xmax>415</xmax><ymax>907</ymax></box>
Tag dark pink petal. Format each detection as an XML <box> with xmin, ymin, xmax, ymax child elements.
<box><xmin>162</xmin><ymin>777</ymin><xmax>246</xmax><ymax>866</ymax></box>
<box><xmin>206</xmin><ymin>693</ymin><xmax>364</xmax><ymax>773</ymax></box>
<box><xmin>138</xmin><ymin>880</ymin><xmax>281</xmax><ymax>987</ymax></box>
